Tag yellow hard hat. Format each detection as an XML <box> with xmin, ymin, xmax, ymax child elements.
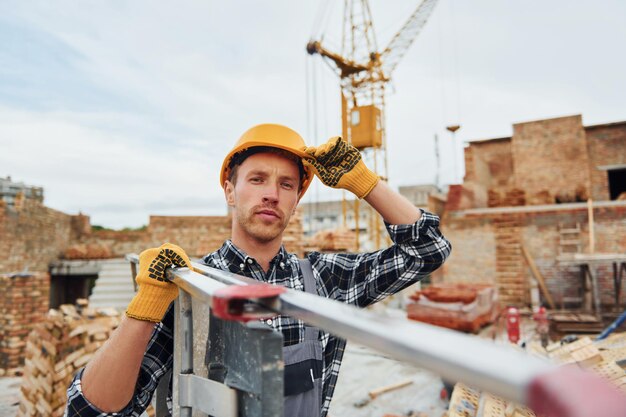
<box><xmin>220</xmin><ymin>124</ymin><xmax>313</xmax><ymax>197</ymax></box>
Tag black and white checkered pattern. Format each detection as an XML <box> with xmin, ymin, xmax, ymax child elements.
<box><xmin>65</xmin><ymin>210</ymin><xmax>451</xmax><ymax>417</ymax></box>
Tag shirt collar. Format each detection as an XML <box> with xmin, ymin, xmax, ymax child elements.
<box><xmin>217</xmin><ymin>240</ymin><xmax>289</xmax><ymax>269</ymax></box>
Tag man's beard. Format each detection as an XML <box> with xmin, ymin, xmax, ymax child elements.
<box><xmin>236</xmin><ymin>205</ymin><xmax>290</xmax><ymax>243</ymax></box>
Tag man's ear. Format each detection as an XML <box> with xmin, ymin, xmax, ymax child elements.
<box><xmin>224</xmin><ymin>180</ymin><xmax>236</xmax><ymax>207</ymax></box>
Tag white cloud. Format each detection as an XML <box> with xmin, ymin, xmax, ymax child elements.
<box><xmin>0</xmin><ymin>0</ymin><xmax>625</xmax><ymax>228</ymax></box>
<box><xmin>0</xmin><ymin>106</ymin><xmax>224</xmax><ymax>228</ymax></box>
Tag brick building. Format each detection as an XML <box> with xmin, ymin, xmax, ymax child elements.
<box><xmin>441</xmin><ymin>115</ymin><xmax>626</xmax><ymax>308</ymax></box>
<box><xmin>0</xmin><ymin>185</ymin><xmax>304</xmax><ymax>373</ymax></box>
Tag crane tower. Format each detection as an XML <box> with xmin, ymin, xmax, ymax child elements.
<box><xmin>307</xmin><ymin>0</ymin><xmax>439</xmax><ymax>250</ymax></box>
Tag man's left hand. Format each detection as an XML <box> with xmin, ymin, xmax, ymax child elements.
<box><xmin>302</xmin><ymin>136</ymin><xmax>379</xmax><ymax>198</ymax></box>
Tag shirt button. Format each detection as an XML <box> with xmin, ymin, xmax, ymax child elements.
<box><xmin>266</xmin><ymin>319</ymin><xmax>272</xmax><ymax>325</ymax></box>
<box><xmin>239</xmin><ymin>263</ymin><xmax>245</xmax><ymax>269</ymax></box>
<box><xmin>247</xmin><ymin>258</ymin><xmax>253</xmax><ymax>264</ymax></box>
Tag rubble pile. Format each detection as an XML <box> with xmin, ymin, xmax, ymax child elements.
<box><xmin>0</xmin><ymin>272</ymin><xmax>49</xmax><ymax>376</ymax></box>
<box><xmin>16</xmin><ymin>302</ymin><xmax>123</xmax><ymax>417</ymax></box>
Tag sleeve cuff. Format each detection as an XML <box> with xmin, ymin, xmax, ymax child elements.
<box><xmin>384</xmin><ymin>210</ymin><xmax>441</xmax><ymax>244</ymax></box>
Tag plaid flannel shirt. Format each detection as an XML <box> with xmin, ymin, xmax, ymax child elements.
<box><xmin>65</xmin><ymin>210</ymin><xmax>451</xmax><ymax>417</ymax></box>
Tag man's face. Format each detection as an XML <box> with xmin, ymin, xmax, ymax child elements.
<box><xmin>225</xmin><ymin>152</ymin><xmax>300</xmax><ymax>244</ymax></box>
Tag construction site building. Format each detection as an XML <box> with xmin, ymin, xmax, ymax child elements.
<box><xmin>440</xmin><ymin>114</ymin><xmax>626</xmax><ymax>309</ymax></box>
<box><xmin>0</xmin><ymin>176</ymin><xmax>43</xmax><ymax>208</ymax></box>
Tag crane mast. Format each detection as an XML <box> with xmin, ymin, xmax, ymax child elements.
<box><xmin>307</xmin><ymin>0</ymin><xmax>438</xmax><ymax>250</ymax></box>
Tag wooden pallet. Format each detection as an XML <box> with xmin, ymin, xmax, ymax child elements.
<box><xmin>550</xmin><ymin>312</ymin><xmax>604</xmax><ymax>334</ymax></box>
<box><xmin>448</xmin><ymin>332</ymin><xmax>626</xmax><ymax>417</ymax></box>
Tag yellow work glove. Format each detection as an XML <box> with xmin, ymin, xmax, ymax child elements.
<box><xmin>303</xmin><ymin>136</ymin><xmax>379</xmax><ymax>198</ymax></box>
<box><xmin>126</xmin><ymin>243</ymin><xmax>192</xmax><ymax>323</ymax></box>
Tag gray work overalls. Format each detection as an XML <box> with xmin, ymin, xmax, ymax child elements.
<box><xmin>282</xmin><ymin>259</ymin><xmax>323</xmax><ymax>417</ymax></box>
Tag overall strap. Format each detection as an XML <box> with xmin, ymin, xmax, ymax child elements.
<box><xmin>298</xmin><ymin>258</ymin><xmax>316</xmax><ymax>295</ymax></box>
<box><xmin>298</xmin><ymin>258</ymin><xmax>319</xmax><ymax>342</ymax></box>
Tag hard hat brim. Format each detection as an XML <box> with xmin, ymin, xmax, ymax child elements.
<box><xmin>220</xmin><ymin>141</ymin><xmax>313</xmax><ymax>198</ymax></box>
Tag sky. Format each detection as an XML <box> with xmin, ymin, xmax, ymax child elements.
<box><xmin>1</xmin><ymin>0</ymin><xmax>625</xmax><ymax>229</ymax></box>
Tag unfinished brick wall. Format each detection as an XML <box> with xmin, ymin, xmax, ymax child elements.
<box><xmin>0</xmin><ymin>272</ymin><xmax>50</xmax><ymax>374</ymax></box>
<box><xmin>493</xmin><ymin>213</ymin><xmax>527</xmax><ymax>306</ymax></box>
<box><xmin>146</xmin><ymin>212</ymin><xmax>304</xmax><ymax>257</ymax></box>
<box><xmin>0</xmin><ymin>198</ymin><xmax>79</xmax><ymax>273</ymax></box>
<box><xmin>461</xmin><ymin>138</ymin><xmax>514</xmax><ymax>209</ymax></box>
<box><xmin>512</xmin><ymin>115</ymin><xmax>592</xmax><ymax>205</ymax></box>
<box><xmin>79</xmin><ymin>211</ymin><xmax>305</xmax><ymax>259</ymax></box>
<box><xmin>442</xmin><ymin>203</ymin><xmax>626</xmax><ymax>308</ymax></box>
<box><xmin>1</xmin><ymin>196</ymin><xmax>306</xmax><ymax>274</ymax></box>
<box><xmin>445</xmin><ymin>184</ymin><xmax>482</xmax><ymax>211</ymax></box>
<box><xmin>81</xmin><ymin>229</ymin><xmax>154</xmax><ymax>258</ymax></box>
<box><xmin>439</xmin><ymin>215</ymin><xmax>496</xmax><ymax>285</ymax></box>
<box><xmin>522</xmin><ymin>205</ymin><xmax>626</xmax><ymax>308</ymax></box>
<box><xmin>464</xmin><ymin>138</ymin><xmax>514</xmax><ymax>190</ymax></box>
<box><xmin>586</xmin><ymin>121</ymin><xmax>626</xmax><ymax>201</ymax></box>
<box><xmin>147</xmin><ymin>215</ymin><xmax>232</xmax><ymax>256</ymax></box>
<box><xmin>461</xmin><ymin>115</ymin><xmax>626</xmax><ymax>209</ymax></box>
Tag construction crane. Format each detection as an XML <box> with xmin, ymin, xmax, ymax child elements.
<box><xmin>307</xmin><ymin>0</ymin><xmax>439</xmax><ymax>250</ymax></box>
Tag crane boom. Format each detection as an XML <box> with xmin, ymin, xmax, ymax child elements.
<box><xmin>306</xmin><ymin>40</ymin><xmax>368</xmax><ymax>78</ymax></box>
<box><xmin>380</xmin><ymin>0</ymin><xmax>439</xmax><ymax>78</ymax></box>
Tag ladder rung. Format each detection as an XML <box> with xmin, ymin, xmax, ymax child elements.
<box><xmin>559</xmin><ymin>239</ymin><xmax>581</xmax><ymax>246</ymax></box>
<box><xmin>562</xmin><ymin>296</ymin><xmax>584</xmax><ymax>303</ymax></box>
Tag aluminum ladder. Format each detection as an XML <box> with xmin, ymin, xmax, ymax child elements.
<box><xmin>127</xmin><ymin>254</ymin><xmax>626</xmax><ymax>417</ymax></box>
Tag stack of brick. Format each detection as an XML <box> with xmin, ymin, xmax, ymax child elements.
<box><xmin>0</xmin><ymin>272</ymin><xmax>50</xmax><ymax>376</ymax></box>
<box><xmin>16</xmin><ymin>303</ymin><xmax>131</xmax><ymax>417</ymax></box>
<box><xmin>282</xmin><ymin>209</ymin><xmax>305</xmax><ymax>256</ymax></box>
<box><xmin>488</xmin><ymin>188</ymin><xmax>526</xmax><ymax>208</ymax></box>
<box><xmin>447</xmin><ymin>383</ymin><xmax>536</xmax><ymax>417</ymax></box>
<box><xmin>309</xmin><ymin>227</ymin><xmax>356</xmax><ymax>252</ymax></box>
<box><xmin>487</xmin><ymin>189</ymin><xmax>501</xmax><ymax>208</ymax></box>
<box><xmin>447</xmin><ymin>333</ymin><xmax>626</xmax><ymax>417</ymax></box>
<box><xmin>63</xmin><ymin>243</ymin><xmax>112</xmax><ymax>260</ymax></box>
<box><xmin>406</xmin><ymin>283</ymin><xmax>498</xmax><ymax>333</ymax></box>
<box><xmin>493</xmin><ymin>214</ymin><xmax>527</xmax><ymax>306</ymax></box>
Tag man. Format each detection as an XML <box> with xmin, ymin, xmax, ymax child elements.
<box><xmin>65</xmin><ymin>123</ymin><xmax>451</xmax><ymax>417</ymax></box>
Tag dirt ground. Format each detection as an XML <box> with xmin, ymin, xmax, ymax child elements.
<box><xmin>328</xmin><ymin>343</ymin><xmax>448</xmax><ymax>417</ymax></box>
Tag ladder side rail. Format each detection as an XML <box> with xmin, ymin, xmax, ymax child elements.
<box><xmin>179</xmin><ymin>259</ymin><xmax>552</xmax><ymax>402</ymax></box>
<box><xmin>128</xmin><ymin>254</ymin><xmax>549</xmax><ymax>404</ymax></box>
